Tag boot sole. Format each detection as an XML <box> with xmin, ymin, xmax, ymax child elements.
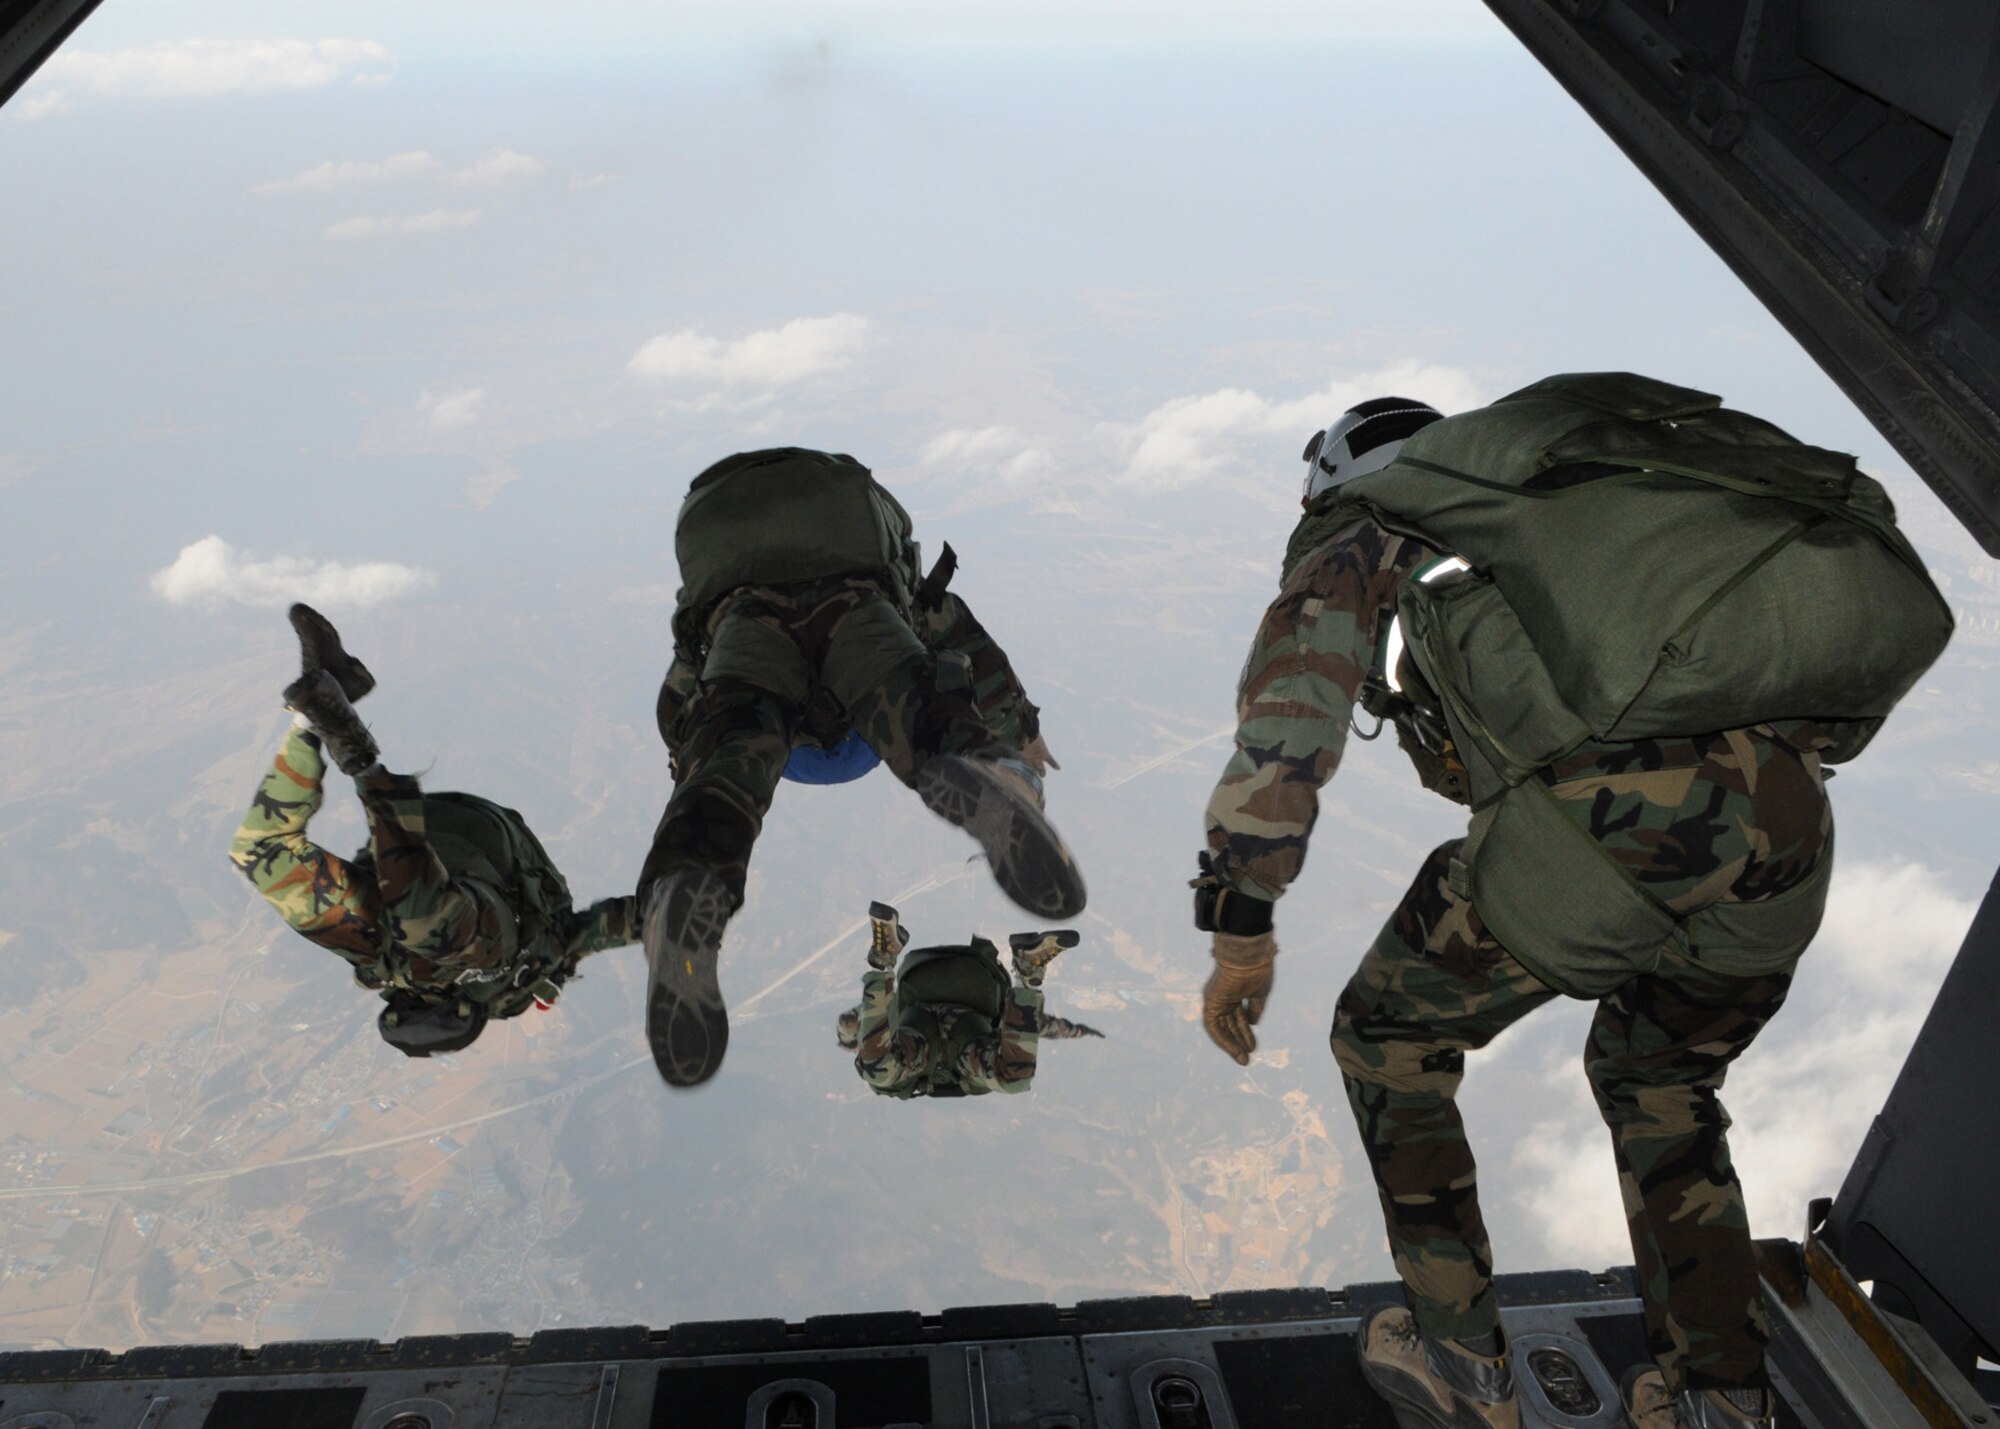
<box><xmin>289</xmin><ymin>603</ymin><xmax>376</xmax><ymax>703</ymax></box>
<box><xmin>917</xmin><ymin>756</ymin><xmax>1086</xmax><ymax>920</ymax></box>
<box><xmin>643</xmin><ymin>869</ymin><xmax>733</xmax><ymax>1089</ymax></box>
<box><xmin>1357</xmin><ymin>1358</ymin><xmax>1495</xmax><ymax>1429</ymax></box>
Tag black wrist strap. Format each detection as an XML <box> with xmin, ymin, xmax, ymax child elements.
<box><xmin>1212</xmin><ymin>887</ymin><xmax>1274</xmax><ymax>936</ymax></box>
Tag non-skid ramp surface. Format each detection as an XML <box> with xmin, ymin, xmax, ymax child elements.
<box><xmin>0</xmin><ymin>1259</ymin><xmax>1967</xmax><ymax>1426</ymax></box>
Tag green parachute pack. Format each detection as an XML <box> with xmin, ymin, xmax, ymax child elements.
<box><xmin>673</xmin><ymin>448</ymin><xmax>924</xmax><ymax>642</ymax></box>
<box><xmin>1298</xmin><ymin>371</ymin><xmax>1954</xmax><ymax>807</ymax></box>
<box><xmin>357</xmin><ymin>792</ymin><xmax>579</xmax><ymax>1017</ymax></box>
<box><xmin>1292</xmin><ymin>372</ymin><xmax>1952</xmax><ymax>996</ymax></box>
<box><xmin>875</xmin><ymin>938</ymin><xmax>1013</xmax><ymax>1099</ymax></box>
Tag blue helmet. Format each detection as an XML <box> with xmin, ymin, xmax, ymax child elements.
<box><xmin>781</xmin><ymin>728</ymin><xmax>882</xmax><ymax>785</ymax></box>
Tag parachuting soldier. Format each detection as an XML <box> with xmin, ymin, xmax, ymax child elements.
<box><xmin>1193</xmin><ymin>376</ymin><xmax>1951</xmax><ymax>1429</ymax></box>
<box><xmin>835</xmin><ymin>901</ymin><xmax>1099</xmax><ymax>1097</ymax></box>
<box><xmin>229</xmin><ymin>606</ymin><xmax>639</xmax><ymax>1057</ymax></box>
<box><xmin>640</xmin><ymin>447</ymin><xmax>1085</xmax><ymax>1089</ymax></box>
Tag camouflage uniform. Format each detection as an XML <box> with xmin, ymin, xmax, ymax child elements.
<box><xmin>640</xmin><ymin>579</ymin><xmax>1039</xmax><ymax>903</ymax></box>
<box><xmin>1207</xmin><ymin>517</ymin><xmax>1835</xmax><ymax>1398</ymax></box>
<box><xmin>230</xmin><ymin>727</ymin><xmax>638</xmax><ymax>1002</ymax></box>
<box><xmin>842</xmin><ymin>957</ymin><xmax>1044</xmax><ymax>1097</ymax></box>
<box><xmin>836</xmin><ymin>1000</ymin><xmax>1100</xmax><ymax>1051</ymax></box>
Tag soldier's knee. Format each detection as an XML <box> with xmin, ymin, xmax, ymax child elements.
<box><xmin>1332</xmin><ymin>1012</ymin><xmax>1463</xmax><ymax>1097</ymax></box>
<box><xmin>680</xmin><ymin>681</ymin><xmax>795</xmax><ymax>754</ymax></box>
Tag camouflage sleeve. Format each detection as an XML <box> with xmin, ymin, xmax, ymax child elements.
<box><xmin>227</xmin><ymin>728</ymin><xmax>383</xmax><ymax>964</ymax></box>
<box><xmin>921</xmin><ymin>592</ymin><xmax>1041</xmax><ymax>747</ymax></box>
<box><xmin>852</xmin><ymin>968</ymin><xmax>927</xmax><ymax>1089</ymax></box>
<box><xmin>1036</xmin><ymin>1009</ymin><xmax>1105</xmax><ymax>1039</ymax></box>
<box><xmin>1203</xmin><ymin>520</ymin><xmax>1440</xmax><ymax>902</ymax></box>
<box><xmin>354</xmin><ymin>769</ymin><xmax>519</xmax><ymax>985</ymax></box>
<box><xmin>562</xmin><ymin>896</ymin><xmax>641</xmax><ymax>959</ymax></box>
<box><xmin>953</xmin><ymin>984</ymin><xmax>1043</xmax><ymax>1094</ymax></box>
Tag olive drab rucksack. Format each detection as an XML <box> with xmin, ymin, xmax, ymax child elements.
<box><xmin>874</xmin><ymin>938</ymin><xmax>1013</xmax><ymax>1099</ymax></box>
<box><xmin>672</xmin><ymin>449</ymin><xmax>925</xmax><ymax>646</ymax></box>
<box><xmin>1293</xmin><ymin>372</ymin><xmax>1953</xmax><ymax>997</ymax></box>
<box><xmin>406</xmin><ymin>792</ymin><xmax>577</xmax><ymax>1015</ymax></box>
<box><xmin>1300</xmin><ymin>372</ymin><xmax>1954</xmax><ymax>807</ymax></box>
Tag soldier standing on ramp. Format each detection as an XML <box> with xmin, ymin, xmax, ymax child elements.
<box><xmin>229</xmin><ymin>606</ymin><xmax>640</xmax><ymax>1057</ymax></box>
<box><xmin>1192</xmin><ymin>376</ymin><xmax>1951</xmax><ymax>1429</ymax></box>
<box><xmin>641</xmin><ymin>447</ymin><xmax>1085</xmax><ymax>1090</ymax></box>
<box><xmin>834</xmin><ymin>901</ymin><xmax>1099</xmax><ymax>1098</ymax></box>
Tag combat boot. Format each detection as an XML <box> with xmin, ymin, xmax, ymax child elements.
<box><xmin>916</xmin><ymin>754</ymin><xmax>1086</xmax><ymax>920</ymax></box>
<box><xmin>1008</xmin><ymin>929</ymin><xmax>1079</xmax><ymax>987</ymax></box>
<box><xmin>1357</xmin><ymin>1306</ymin><xmax>1520</xmax><ymax>1429</ymax></box>
<box><xmin>284</xmin><ymin>669</ymin><xmax>380</xmax><ymax>775</ymax></box>
<box><xmin>1621</xmin><ymin>1367</ymin><xmax>1773</xmax><ymax>1428</ymax></box>
<box><xmin>642</xmin><ymin>867</ymin><xmax>734</xmax><ymax>1089</ymax></box>
<box><xmin>867</xmin><ymin>900</ymin><xmax>910</xmax><ymax>970</ymax></box>
<box><xmin>289</xmin><ymin>602</ymin><xmax>375</xmax><ymax>702</ymax></box>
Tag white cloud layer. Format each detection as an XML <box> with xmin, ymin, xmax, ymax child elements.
<box><xmin>629</xmin><ymin>314</ymin><xmax>869</xmax><ymax>386</ymax></box>
<box><xmin>451</xmin><ymin>149</ymin><xmax>550</xmax><ymax>186</ymax></box>
<box><xmin>41</xmin><ymin>38</ymin><xmax>390</xmax><ymax>99</ymax></box>
<box><xmin>150</xmin><ymin>536</ymin><xmax>436</xmax><ymax>610</ymax></box>
<box><xmin>1501</xmin><ymin>859</ymin><xmax>1977</xmax><ymax>1272</ymax></box>
<box><xmin>327</xmin><ymin>209</ymin><xmax>479</xmax><ymax>240</ymax></box>
<box><xmin>258</xmin><ymin>150</ymin><xmax>441</xmax><ymax>193</ymax></box>
<box><xmin>419</xmin><ymin>388</ymin><xmax>487</xmax><ymax>431</ymax></box>
<box><xmin>1113</xmin><ymin>360</ymin><xmax>1493</xmax><ymax>487</ymax></box>
<box><xmin>920</xmin><ymin>426</ymin><xmax>1053</xmax><ymax>484</ymax></box>
<box><xmin>11</xmin><ymin>90</ymin><xmax>70</xmax><ymax>120</ymax></box>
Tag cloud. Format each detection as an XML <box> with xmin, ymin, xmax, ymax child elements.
<box><xmin>1111</xmin><ymin>360</ymin><xmax>1492</xmax><ymax>488</ymax></box>
<box><xmin>257</xmin><ymin>150</ymin><xmax>441</xmax><ymax>193</ymax></box>
<box><xmin>42</xmin><ymin>38</ymin><xmax>391</xmax><ymax>99</ymax></box>
<box><xmin>418</xmin><ymin>388</ymin><xmax>487</xmax><ymax>431</ymax></box>
<box><xmin>919</xmin><ymin>426</ymin><xmax>1053</xmax><ymax>485</ymax></box>
<box><xmin>451</xmin><ymin>149</ymin><xmax>549</xmax><ymax>186</ymax></box>
<box><xmin>150</xmin><ymin>536</ymin><xmax>436</xmax><ymax>610</ymax></box>
<box><xmin>327</xmin><ymin>209</ymin><xmax>479</xmax><ymax>240</ymax></box>
<box><xmin>10</xmin><ymin>90</ymin><xmax>69</xmax><ymax>120</ymax></box>
<box><xmin>628</xmin><ymin>314</ymin><xmax>869</xmax><ymax>386</ymax></box>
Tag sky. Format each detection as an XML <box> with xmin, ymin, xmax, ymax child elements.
<box><xmin>1</xmin><ymin>0</ymin><xmax>1996</xmax><ymax>1351</ymax></box>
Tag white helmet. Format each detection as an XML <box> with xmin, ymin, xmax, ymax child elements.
<box><xmin>1301</xmin><ymin>397</ymin><xmax>1444</xmax><ymax>503</ymax></box>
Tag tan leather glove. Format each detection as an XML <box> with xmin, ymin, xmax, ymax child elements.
<box><xmin>1202</xmin><ymin>930</ymin><xmax>1276</xmax><ymax>1066</ymax></box>
<box><xmin>1019</xmin><ymin>734</ymin><xmax>1060</xmax><ymax>777</ymax></box>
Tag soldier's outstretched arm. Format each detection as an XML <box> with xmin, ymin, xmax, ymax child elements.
<box><xmin>921</xmin><ymin>591</ymin><xmax>1042</xmax><ymax>752</ymax></box>
<box><xmin>1197</xmin><ymin>520</ymin><xmax>1439</xmax><ymax>1065</ymax></box>
<box><xmin>562</xmin><ymin>895</ymin><xmax>643</xmax><ymax>959</ymax></box>
<box><xmin>954</xmin><ymin>983</ymin><xmax>1043</xmax><ymax>1094</ymax></box>
<box><xmin>1203</xmin><ymin>521</ymin><xmax>1438</xmax><ymax>900</ymax></box>
<box><xmin>1036</xmin><ymin>1010</ymin><xmax>1105</xmax><ymax>1039</ymax></box>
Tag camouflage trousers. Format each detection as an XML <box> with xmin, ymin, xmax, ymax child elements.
<box><xmin>229</xmin><ymin>728</ymin><xmax>519</xmax><ymax>991</ymax></box>
<box><xmin>640</xmin><ymin>579</ymin><xmax>1010</xmax><ymax>902</ymax></box>
<box><xmin>1330</xmin><ymin>728</ymin><xmax>1832</xmax><ymax>1394</ymax></box>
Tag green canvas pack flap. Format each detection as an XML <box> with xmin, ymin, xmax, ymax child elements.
<box><xmin>1502</xmin><ymin>371</ymin><xmax>1721</xmax><ymax>421</ymax></box>
<box><xmin>675</xmin><ymin>448</ymin><xmax>921</xmax><ymax>619</ymax></box>
<box><xmin>1464</xmin><ymin>778</ymin><xmax>1680</xmax><ymax>998</ymax></box>
<box><xmin>893</xmin><ymin>939</ymin><xmax>1010</xmax><ymax>1022</ymax></box>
